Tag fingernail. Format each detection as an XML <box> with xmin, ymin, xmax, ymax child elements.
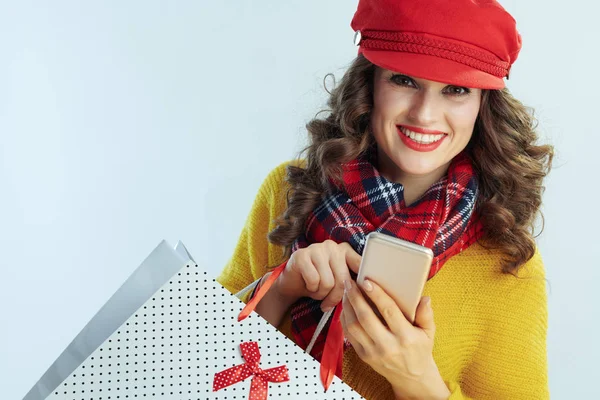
<box><xmin>363</xmin><ymin>279</ymin><xmax>373</xmax><ymax>292</ymax></box>
<box><xmin>322</xmin><ymin>306</ymin><xmax>333</xmax><ymax>313</ymax></box>
<box><xmin>425</xmin><ymin>296</ymin><xmax>432</xmax><ymax>307</ymax></box>
<box><xmin>343</xmin><ymin>279</ymin><xmax>351</xmax><ymax>292</ymax></box>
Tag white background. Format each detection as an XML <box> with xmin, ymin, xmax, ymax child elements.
<box><xmin>1</xmin><ymin>0</ymin><xmax>597</xmax><ymax>398</ymax></box>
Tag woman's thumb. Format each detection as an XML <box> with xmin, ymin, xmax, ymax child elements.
<box><xmin>414</xmin><ymin>296</ymin><xmax>436</xmax><ymax>336</ymax></box>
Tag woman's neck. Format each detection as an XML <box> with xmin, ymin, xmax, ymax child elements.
<box><xmin>376</xmin><ymin>148</ymin><xmax>450</xmax><ymax>206</ymax></box>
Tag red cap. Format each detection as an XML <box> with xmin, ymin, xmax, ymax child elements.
<box><xmin>350</xmin><ymin>0</ymin><xmax>522</xmax><ymax>89</ymax></box>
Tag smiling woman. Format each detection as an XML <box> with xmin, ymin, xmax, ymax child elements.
<box><xmin>371</xmin><ymin>69</ymin><xmax>483</xmax><ymax>203</ymax></box>
<box><xmin>217</xmin><ymin>0</ymin><xmax>553</xmax><ymax>398</ymax></box>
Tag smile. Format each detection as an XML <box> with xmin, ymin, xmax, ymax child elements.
<box><xmin>396</xmin><ymin>125</ymin><xmax>448</xmax><ymax>152</ymax></box>
<box><xmin>397</xmin><ymin>126</ymin><xmax>446</xmax><ymax>144</ymax></box>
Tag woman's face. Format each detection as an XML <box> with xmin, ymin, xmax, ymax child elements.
<box><xmin>370</xmin><ymin>67</ymin><xmax>482</xmax><ymax>181</ymax></box>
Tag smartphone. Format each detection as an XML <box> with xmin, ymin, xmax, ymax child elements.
<box><xmin>356</xmin><ymin>232</ymin><xmax>433</xmax><ymax>324</ymax></box>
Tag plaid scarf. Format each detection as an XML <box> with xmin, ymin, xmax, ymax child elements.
<box><xmin>289</xmin><ymin>151</ymin><xmax>483</xmax><ymax>367</ymax></box>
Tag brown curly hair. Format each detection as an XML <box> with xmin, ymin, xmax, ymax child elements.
<box><xmin>268</xmin><ymin>54</ymin><xmax>554</xmax><ymax>274</ymax></box>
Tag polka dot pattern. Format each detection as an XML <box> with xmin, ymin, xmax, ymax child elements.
<box><xmin>46</xmin><ymin>262</ymin><xmax>364</xmax><ymax>399</ymax></box>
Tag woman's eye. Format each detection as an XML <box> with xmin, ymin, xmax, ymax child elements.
<box><xmin>445</xmin><ymin>86</ymin><xmax>471</xmax><ymax>96</ymax></box>
<box><xmin>390</xmin><ymin>74</ymin><xmax>415</xmax><ymax>87</ymax></box>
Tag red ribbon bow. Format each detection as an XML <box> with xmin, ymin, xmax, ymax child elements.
<box><xmin>213</xmin><ymin>341</ymin><xmax>290</xmax><ymax>400</ymax></box>
<box><xmin>238</xmin><ymin>262</ymin><xmax>343</xmax><ymax>391</ymax></box>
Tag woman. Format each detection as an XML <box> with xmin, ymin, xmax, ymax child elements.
<box><xmin>217</xmin><ymin>0</ymin><xmax>553</xmax><ymax>398</ymax></box>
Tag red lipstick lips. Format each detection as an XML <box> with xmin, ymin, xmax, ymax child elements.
<box><xmin>397</xmin><ymin>125</ymin><xmax>447</xmax><ymax>152</ymax></box>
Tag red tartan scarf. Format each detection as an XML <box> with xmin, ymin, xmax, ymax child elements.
<box><xmin>238</xmin><ymin>151</ymin><xmax>483</xmax><ymax>390</ymax></box>
<box><xmin>288</xmin><ymin>151</ymin><xmax>483</xmax><ymax>379</ymax></box>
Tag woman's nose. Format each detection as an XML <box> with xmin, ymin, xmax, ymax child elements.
<box><xmin>407</xmin><ymin>91</ymin><xmax>440</xmax><ymax>126</ymax></box>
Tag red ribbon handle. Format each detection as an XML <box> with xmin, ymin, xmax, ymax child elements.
<box><xmin>320</xmin><ymin>304</ymin><xmax>345</xmax><ymax>390</ymax></box>
<box><xmin>236</xmin><ymin>260</ymin><xmax>344</xmax><ymax>392</ymax></box>
<box><xmin>213</xmin><ymin>341</ymin><xmax>289</xmax><ymax>400</ymax></box>
<box><xmin>238</xmin><ymin>262</ymin><xmax>287</xmax><ymax>322</ymax></box>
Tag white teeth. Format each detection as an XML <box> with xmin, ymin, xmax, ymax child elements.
<box><xmin>400</xmin><ymin>127</ymin><xmax>444</xmax><ymax>144</ymax></box>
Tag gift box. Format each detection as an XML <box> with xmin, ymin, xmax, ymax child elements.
<box><xmin>24</xmin><ymin>240</ymin><xmax>364</xmax><ymax>400</ymax></box>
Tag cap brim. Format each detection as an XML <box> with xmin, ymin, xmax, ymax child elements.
<box><xmin>362</xmin><ymin>49</ymin><xmax>505</xmax><ymax>90</ymax></box>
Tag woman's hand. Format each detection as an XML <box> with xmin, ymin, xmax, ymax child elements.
<box><xmin>340</xmin><ymin>279</ymin><xmax>451</xmax><ymax>400</ymax></box>
<box><xmin>274</xmin><ymin>240</ymin><xmax>362</xmax><ymax>312</ymax></box>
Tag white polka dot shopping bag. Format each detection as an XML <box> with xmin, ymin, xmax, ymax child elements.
<box><xmin>23</xmin><ymin>240</ymin><xmax>364</xmax><ymax>400</ymax></box>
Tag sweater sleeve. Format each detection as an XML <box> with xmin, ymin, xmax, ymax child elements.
<box><xmin>215</xmin><ymin>162</ymin><xmax>290</xmax><ymax>302</ymax></box>
<box><xmin>459</xmin><ymin>250</ymin><xmax>550</xmax><ymax>399</ymax></box>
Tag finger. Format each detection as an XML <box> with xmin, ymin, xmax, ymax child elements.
<box><xmin>320</xmin><ymin>250</ymin><xmax>351</xmax><ymax>311</ymax></box>
<box><xmin>340</xmin><ymin>308</ymin><xmax>366</xmax><ymax>357</ymax></box>
<box><xmin>341</xmin><ymin>242</ymin><xmax>362</xmax><ymax>274</ymax></box>
<box><xmin>359</xmin><ymin>279</ymin><xmax>412</xmax><ymax>335</ymax></box>
<box><xmin>341</xmin><ymin>310</ymin><xmax>364</xmax><ymax>356</ymax></box>
<box><xmin>344</xmin><ymin>279</ymin><xmax>388</xmax><ymax>342</ymax></box>
<box><xmin>290</xmin><ymin>251</ymin><xmax>320</xmax><ymax>293</ymax></box>
<box><xmin>414</xmin><ymin>296</ymin><xmax>436</xmax><ymax>338</ymax></box>
<box><xmin>310</xmin><ymin>249</ymin><xmax>335</xmax><ymax>297</ymax></box>
<box><xmin>342</xmin><ymin>288</ymin><xmax>375</xmax><ymax>350</ymax></box>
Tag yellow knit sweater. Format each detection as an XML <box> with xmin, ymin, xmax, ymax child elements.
<box><xmin>216</xmin><ymin>161</ymin><xmax>549</xmax><ymax>400</ymax></box>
